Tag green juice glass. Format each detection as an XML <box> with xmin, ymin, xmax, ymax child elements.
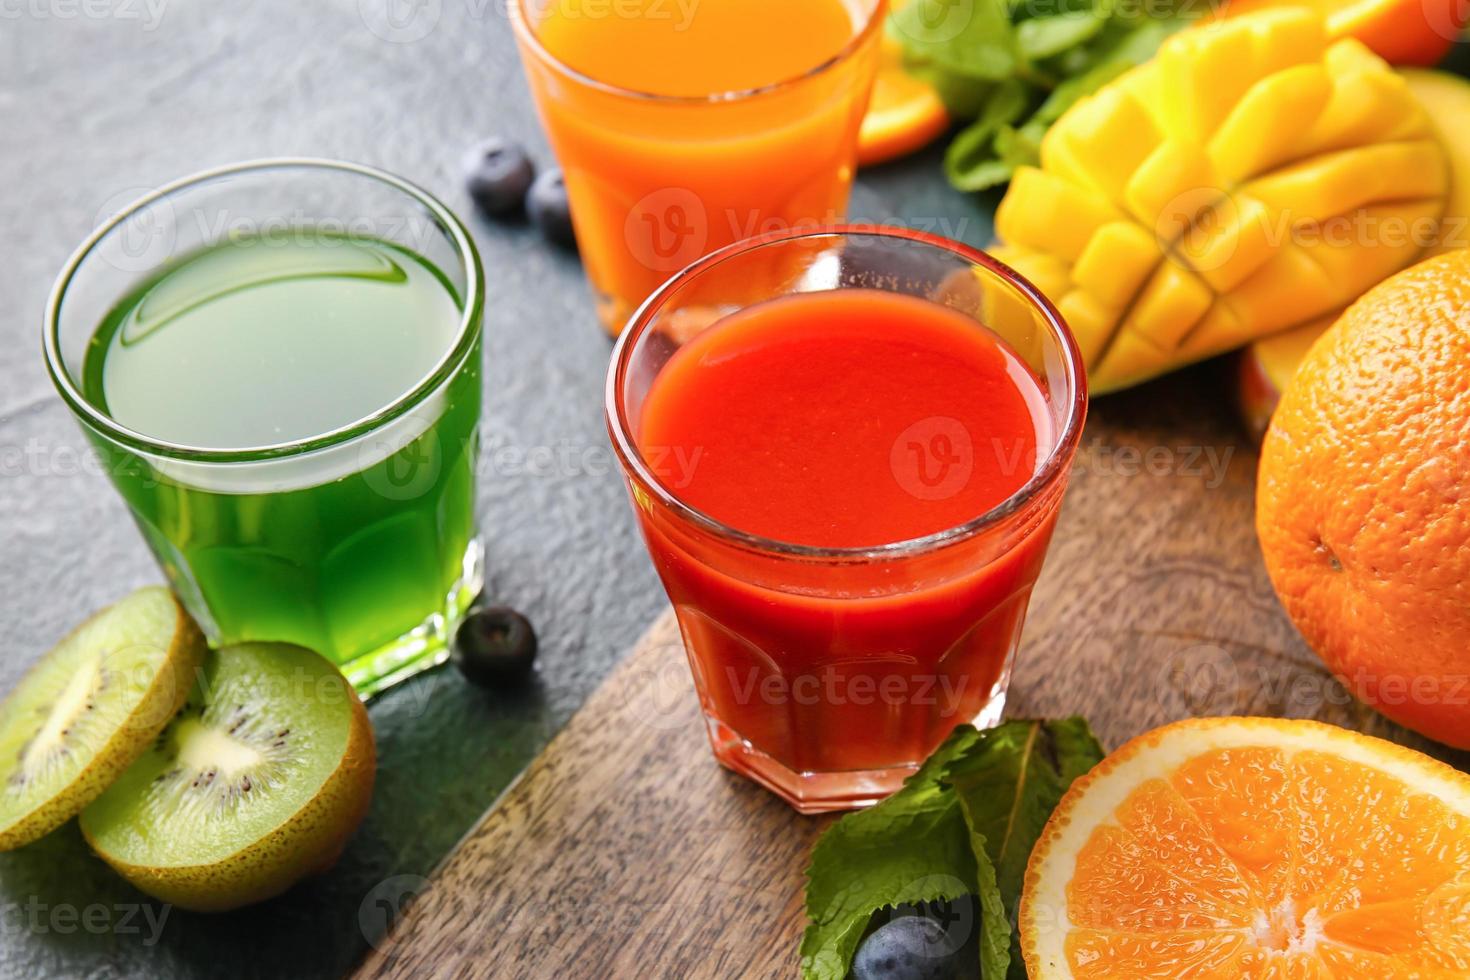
<box><xmin>43</xmin><ymin>160</ymin><xmax>485</xmax><ymax>696</ymax></box>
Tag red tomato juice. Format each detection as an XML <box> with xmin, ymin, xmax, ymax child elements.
<box><xmin>632</xmin><ymin>288</ymin><xmax>1063</xmax><ymax>792</ymax></box>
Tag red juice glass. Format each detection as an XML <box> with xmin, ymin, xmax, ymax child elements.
<box><xmin>606</xmin><ymin>228</ymin><xmax>1086</xmax><ymax>813</ymax></box>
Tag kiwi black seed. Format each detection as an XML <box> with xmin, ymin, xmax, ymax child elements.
<box><xmin>80</xmin><ymin>642</ymin><xmax>376</xmax><ymax>913</ymax></box>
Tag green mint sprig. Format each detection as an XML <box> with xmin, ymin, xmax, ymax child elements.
<box><xmin>891</xmin><ymin>0</ymin><xmax>1193</xmax><ymax>191</ymax></box>
<box><xmin>800</xmin><ymin>718</ymin><xmax>1106</xmax><ymax>980</ymax></box>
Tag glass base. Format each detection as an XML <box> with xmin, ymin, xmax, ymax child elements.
<box><xmin>340</xmin><ymin>538</ymin><xmax>484</xmax><ymax>698</ymax></box>
<box><xmin>703</xmin><ymin>689</ymin><xmax>1010</xmax><ymax>815</ymax></box>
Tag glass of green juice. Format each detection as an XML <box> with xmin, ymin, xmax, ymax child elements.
<box><xmin>43</xmin><ymin>159</ymin><xmax>485</xmax><ymax>696</ymax></box>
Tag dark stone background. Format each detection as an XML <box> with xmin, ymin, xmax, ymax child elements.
<box><xmin>0</xmin><ymin>2</ymin><xmax>997</xmax><ymax>975</ymax></box>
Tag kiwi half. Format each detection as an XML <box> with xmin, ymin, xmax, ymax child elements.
<box><xmin>80</xmin><ymin>642</ymin><xmax>375</xmax><ymax>912</ymax></box>
<box><xmin>0</xmin><ymin>586</ymin><xmax>205</xmax><ymax>850</ymax></box>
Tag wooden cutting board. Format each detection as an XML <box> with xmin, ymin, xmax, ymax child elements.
<box><xmin>353</xmin><ymin>378</ymin><xmax>1466</xmax><ymax>979</ymax></box>
<box><xmin>356</xmin><ymin>610</ymin><xmax>824</xmax><ymax>978</ymax></box>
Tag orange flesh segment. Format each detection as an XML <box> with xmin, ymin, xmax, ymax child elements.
<box><xmin>1063</xmin><ymin>746</ymin><xmax>1470</xmax><ymax>976</ymax></box>
<box><xmin>857</xmin><ymin>36</ymin><xmax>948</xmax><ymax>166</ymax></box>
<box><xmin>857</xmin><ymin>0</ymin><xmax>948</xmax><ymax>167</ymax></box>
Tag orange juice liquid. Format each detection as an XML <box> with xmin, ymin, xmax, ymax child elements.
<box><xmin>513</xmin><ymin>0</ymin><xmax>884</xmax><ymax>331</ymax></box>
<box><xmin>535</xmin><ymin>0</ymin><xmax>859</xmax><ymax>97</ymax></box>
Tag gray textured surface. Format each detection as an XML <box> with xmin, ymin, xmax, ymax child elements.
<box><xmin>0</xmin><ymin>3</ymin><xmax>996</xmax><ymax>976</ymax></box>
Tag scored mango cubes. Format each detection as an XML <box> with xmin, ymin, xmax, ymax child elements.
<box><xmin>992</xmin><ymin>10</ymin><xmax>1448</xmax><ymax>393</ymax></box>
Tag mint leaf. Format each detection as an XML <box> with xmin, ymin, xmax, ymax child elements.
<box><xmin>799</xmin><ymin>726</ymin><xmax>983</xmax><ymax>980</ymax></box>
<box><xmin>892</xmin><ymin>0</ymin><xmax>1184</xmax><ymax>193</ymax></box>
<box><xmin>907</xmin><ymin>62</ymin><xmax>998</xmax><ymax>120</ymax></box>
<box><xmin>892</xmin><ymin>0</ymin><xmax>1018</xmax><ymax>81</ymax></box>
<box><xmin>944</xmin><ymin>13</ymin><xmax>1176</xmax><ymax>191</ymax></box>
<box><xmin>1017</xmin><ymin>11</ymin><xmax>1105</xmax><ymax>62</ymax></box>
<box><xmin>1043</xmin><ymin>15</ymin><xmax>1180</xmax><ymax>99</ymax></box>
<box><xmin>995</xmin><ymin>121</ymin><xmax>1046</xmax><ymax>169</ymax></box>
<box><xmin>969</xmin><ymin>831</ymin><xmax>1011</xmax><ymax>980</ymax></box>
<box><xmin>947</xmin><ymin>719</ymin><xmax>1106</xmax><ymax>979</ymax></box>
<box><xmin>944</xmin><ymin>80</ymin><xmax>1028</xmax><ymax>191</ymax></box>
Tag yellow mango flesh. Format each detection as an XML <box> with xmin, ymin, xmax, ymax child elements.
<box><xmin>1238</xmin><ymin>69</ymin><xmax>1470</xmax><ymax>426</ymax></box>
<box><xmin>994</xmin><ymin>9</ymin><xmax>1448</xmax><ymax>394</ymax></box>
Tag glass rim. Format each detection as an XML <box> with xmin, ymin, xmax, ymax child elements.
<box><xmin>507</xmin><ymin>0</ymin><xmax>888</xmax><ymax>105</ymax></box>
<box><xmin>605</xmin><ymin>225</ymin><xmax>1090</xmax><ymax>562</ymax></box>
<box><xmin>43</xmin><ymin>157</ymin><xmax>485</xmax><ymax>464</ymax></box>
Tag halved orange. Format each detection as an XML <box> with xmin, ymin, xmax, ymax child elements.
<box><xmin>1021</xmin><ymin>718</ymin><xmax>1470</xmax><ymax>978</ymax></box>
<box><xmin>858</xmin><ymin>23</ymin><xmax>949</xmax><ymax>167</ymax></box>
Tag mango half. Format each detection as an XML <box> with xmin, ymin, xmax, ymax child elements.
<box><xmin>992</xmin><ymin>10</ymin><xmax>1448</xmax><ymax>394</ymax></box>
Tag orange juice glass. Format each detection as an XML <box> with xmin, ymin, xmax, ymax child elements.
<box><xmin>509</xmin><ymin>0</ymin><xmax>886</xmax><ymax>333</ymax></box>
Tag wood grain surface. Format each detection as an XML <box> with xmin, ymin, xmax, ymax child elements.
<box><xmin>353</xmin><ymin>370</ymin><xmax>1470</xmax><ymax>979</ymax></box>
<box><xmin>356</xmin><ymin>610</ymin><xmax>829</xmax><ymax>979</ymax></box>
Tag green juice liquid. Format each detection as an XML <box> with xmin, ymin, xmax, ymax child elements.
<box><xmin>82</xmin><ymin>233</ymin><xmax>481</xmax><ymax>690</ymax></box>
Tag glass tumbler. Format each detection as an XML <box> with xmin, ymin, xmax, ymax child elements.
<box><xmin>44</xmin><ymin>159</ymin><xmax>485</xmax><ymax>696</ymax></box>
<box><xmin>509</xmin><ymin>0</ymin><xmax>887</xmax><ymax>334</ymax></box>
<box><xmin>606</xmin><ymin>228</ymin><xmax>1087</xmax><ymax>812</ymax></box>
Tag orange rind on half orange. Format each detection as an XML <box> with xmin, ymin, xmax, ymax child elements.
<box><xmin>858</xmin><ymin>13</ymin><xmax>949</xmax><ymax>166</ymax></box>
<box><xmin>1021</xmin><ymin>717</ymin><xmax>1470</xmax><ymax>978</ymax></box>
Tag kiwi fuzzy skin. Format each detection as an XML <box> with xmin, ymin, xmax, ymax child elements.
<box><xmin>82</xmin><ymin>685</ymin><xmax>377</xmax><ymax>913</ymax></box>
<box><xmin>0</xmin><ymin>588</ymin><xmax>205</xmax><ymax>851</ymax></box>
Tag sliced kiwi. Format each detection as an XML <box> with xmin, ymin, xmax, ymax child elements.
<box><xmin>80</xmin><ymin>642</ymin><xmax>375</xmax><ymax>912</ymax></box>
<box><xmin>0</xmin><ymin>586</ymin><xmax>205</xmax><ymax>850</ymax></box>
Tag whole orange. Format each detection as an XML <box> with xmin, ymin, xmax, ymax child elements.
<box><xmin>1257</xmin><ymin>250</ymin><xmax>1470</xmax><ymax>749</ymax></box>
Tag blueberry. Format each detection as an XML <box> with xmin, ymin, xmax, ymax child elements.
<box><xmin>852</xmin><ymin>915</ymin><xmax>963</xmax><ymax>980</ymax></box>
<box><xmin>527</xmin><ymin>168</ymin><xmax>577</xmax><ymax>251</ymax></box>
<box><xmin>463</xmin><ymin>138</ymin><xmax>535</xmax><ymax>217</ymax></box>
<box><xmin>453</xmin><ymin>606</ymin><xmax>538</xmax><ymax>687</ymax></box>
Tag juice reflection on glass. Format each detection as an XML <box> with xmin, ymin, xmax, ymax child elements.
<box><xmin>510</xmin><ymin>0</ymin><xmax>886</xmax><ymax>333</ymax></box>
<box><xmin>607</xmin><ymin>229</ymin><xmax>1087</xmax><ymax>813</ymax></box>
